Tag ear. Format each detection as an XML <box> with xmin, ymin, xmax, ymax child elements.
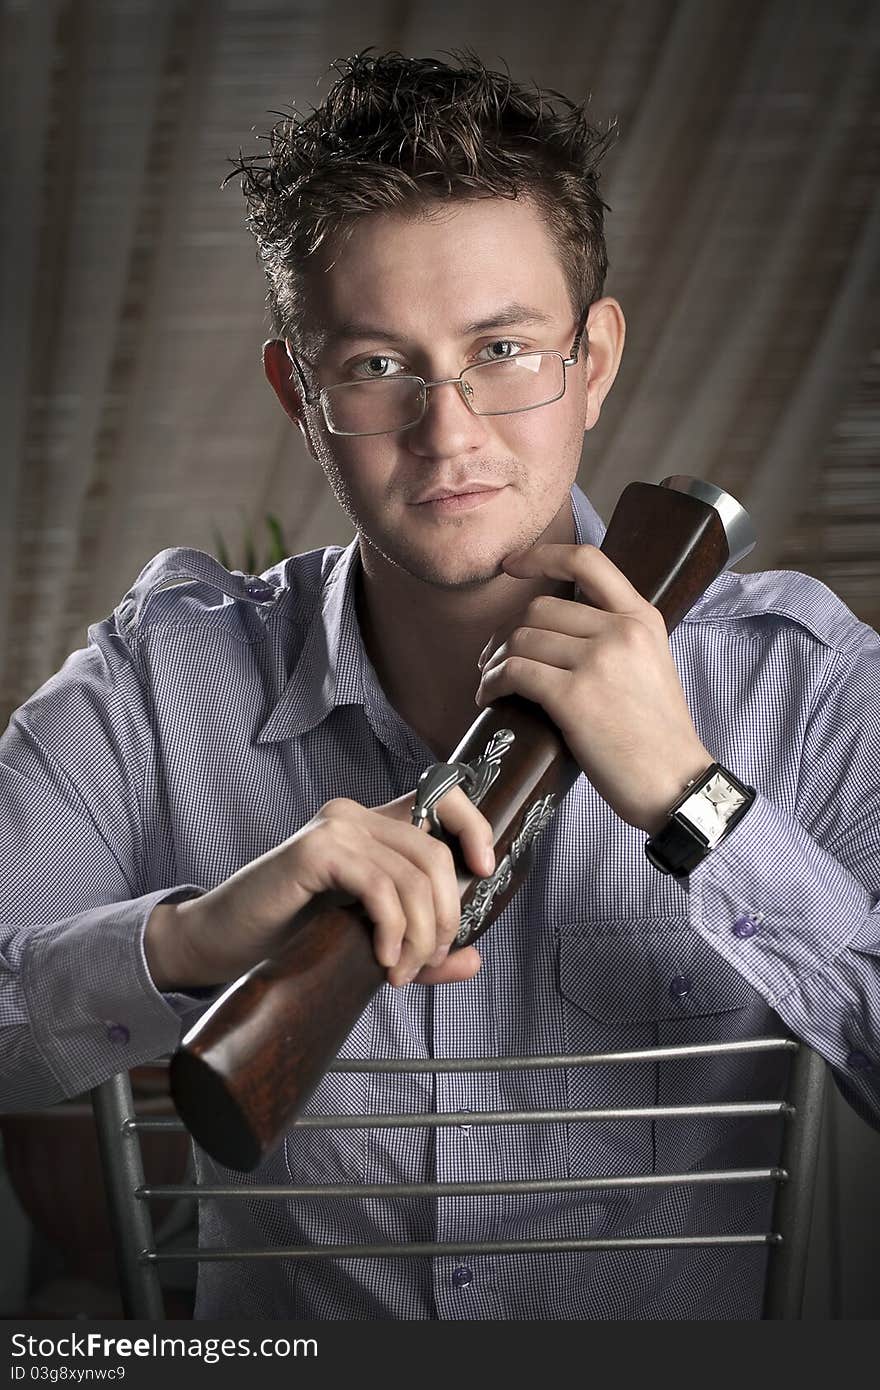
<box><xmin>582</xmin><ymin>297</ymin><xmax>626</xmax><ymax>432</ymax></box>
<box><xmin>262</xmin><ymin>338</ymin><xmax>320</xmax><ymax>460</ymax></box>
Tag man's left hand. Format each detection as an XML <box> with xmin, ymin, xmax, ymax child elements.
<box><xmin>474</xmin><ymin>543</ymin><xmax>715</xmax><ymax>835</ymax></box>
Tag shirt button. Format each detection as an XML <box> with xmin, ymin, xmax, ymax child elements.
<box><xmin>452</xmin><ymin>1266</ymin><xmax>473</xmax><ymax>1288</ymax></box>
<box><xmin>847</xmin><ymin>1049</ymin><xmax>872</xmax><ymax>1071</ymax></box>
<box><xmin>106</xmin><ymin>1023</ymin><xmax>130</xmax><ymax>1045</ymax></box>
<box><xmin>245</xmin><ymin>580</ymin><xmax>274</xmax><ymax>601</ymax></box>
<box><xmin>669</xmin><ymin>974</ymin><xmax>692</xmax><ymax>1000</ymax></box>
<box><xmin>732</xmin><ymin>915</ymin><xmax>759</xmax><ymax>939</ymax></box>
<box><xmin>458</xmin><ymin>1108</ymin><xmax>472</xmax><ymax>1132</ymax></box>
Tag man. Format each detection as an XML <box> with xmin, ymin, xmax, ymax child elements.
<box><xmin>1</xmin><ymin>52</ymin><xmax>878</xmax><ymax>1321</ymax></box>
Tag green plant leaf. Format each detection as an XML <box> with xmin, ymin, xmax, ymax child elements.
<box><xmin>265</xmin><ymin>513</ymin><xmax>287</xmax><ymax>565</ymax></box>
<box><xmin>243</xmin><ymin>526</ymin><xmax>257</xmax><ymax>574</ymax></box>
<box><xmin>211</xmin><ymin>512</ymin><xmax>290</xmax><ymax>574</ymax></box>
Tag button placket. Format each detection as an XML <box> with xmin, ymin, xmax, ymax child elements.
<box><xmin>431</xmin><ymin>972</ymin><xmax>500</xmax><ymax>1317</ymax></box>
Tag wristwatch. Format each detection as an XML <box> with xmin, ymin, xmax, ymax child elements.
<box><xmin>644</xmin><ymin>762</ymin><xmax>756</xmax><ymax>878</ymax></box>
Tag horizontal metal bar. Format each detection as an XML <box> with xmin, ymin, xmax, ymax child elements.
<box><xmin>149</xmin><ymin>1040</ymin><xmax>797</xmax><ymax>1076</ymax></box>
<box><xmin>136</xmin><ymin>1167</ymin><xmax>786</xmax><ymax>1201</ymax></box>
<box><xmin>144</xmin><ymin>1233</ymin><xmax>781</xmax><ymax>1263</ymax></box>
<box><xmin>131</xmin><ymin>1100</ymin><xmax>791</xmax><ymax>1134</ymax></box>
<box><xmin>325</xmin><ymin>1039</ymin><xmax>799</xmax><ymax>1072</ymax></box>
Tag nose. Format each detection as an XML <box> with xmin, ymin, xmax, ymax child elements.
<box><xmin>404</xmin><ymin>376</ymin><xmax>489</xmax><ymax>460</ymax></box>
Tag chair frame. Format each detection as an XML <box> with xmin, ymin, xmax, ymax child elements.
<box><xmin>90</xmin><ymin>1036</ymin><xmax>827</xmax><ymax>1320</ymax></box>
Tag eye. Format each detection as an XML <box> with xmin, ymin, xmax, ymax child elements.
<box><xmin>477</xmin><ymin>339</ymin><xmax>525</xmax><ymax>362</ymax></box>
<box><xmin>350</xmin><ymin>354</ymin><xmax>405</xmax><ymax>380</ymax></box>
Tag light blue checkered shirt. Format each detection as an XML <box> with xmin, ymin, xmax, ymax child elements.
<box><xmin>2</xmin><ymin>485</ymin><xmax>879</xmax><ymax>1319</ymax></box>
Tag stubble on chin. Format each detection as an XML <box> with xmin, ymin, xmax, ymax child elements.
<box><xmin>360</xmin><ymin>505</ymin><xmax>567</xmax><ymax>592</ymax></box>
<box><xmin>378</xmin><ymin>545</ymin><xmax>505</xmax><ymax>592</ymax></box>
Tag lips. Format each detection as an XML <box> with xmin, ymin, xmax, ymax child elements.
<box><xmin>409</xmin><ymin>485</ymin><xmax>506</xmax><ymax>517</ymax></box>
<box><xmin>412</xmin><ymin>483</ymin><xmax>503</xmax><ymax>505</ymax></box>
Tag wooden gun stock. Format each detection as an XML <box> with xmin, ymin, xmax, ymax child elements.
<box><xmin>170</xmin><ymin>476</ymin><xmax>755</xmax><ymax>1170</ymax></box>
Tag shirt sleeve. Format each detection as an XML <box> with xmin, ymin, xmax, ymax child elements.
<box><xmin>0</xmin><ymin>599</ymin><xmax>211</xmax><ymax>1111</ymax></box>
<box><xmin>686</xmin><ymin>634</ymin><xmax>880</xmax><ymax>1129</ymax></box>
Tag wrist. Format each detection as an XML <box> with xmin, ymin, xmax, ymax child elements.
<box><xmin>145</xmin><ymin>896</ymin><xmax>213</xmax><ymax>992</ymax></box>
<box><xmin>639</xmin><ymin>749</ymin><xmax>717</xmax><ymax>836</ymax></box>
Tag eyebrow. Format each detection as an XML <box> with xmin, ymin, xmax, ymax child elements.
<box><xmin>319</xmin><ymin>303</ymin><xmax>557</xmax><ymax>348</ymax></box>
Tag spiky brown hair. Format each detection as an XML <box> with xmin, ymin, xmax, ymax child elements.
<box><xmin>228</xmin><ymin>50</ymin><xmax>615</xmax><ymax>340</ymax></box>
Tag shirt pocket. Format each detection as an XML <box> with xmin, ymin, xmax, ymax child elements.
<box><xmin>556</xmin><ymin>922</ymin><xmax>785</xmax><ymax>1183</ymax></box>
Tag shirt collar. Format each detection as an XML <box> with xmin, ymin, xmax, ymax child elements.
<box><xmin>257</xmin><ymin>534</ymin><xmax>365</xmax><ymax>743</ymax></box>
<box><xmin>570</xmin><ymin>480</ymin><xmax>606</xmax><ymax>547</ymax></box>
<box><xmin>257</xmin><ymin>483</ymin><xmax>605</xmax><ymax>745</ymax></box>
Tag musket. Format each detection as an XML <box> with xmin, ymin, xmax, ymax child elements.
<box><xmin>170</xmin><ymin>475</ymin><xmax>755</xmax><ymax>1170</ymax></box>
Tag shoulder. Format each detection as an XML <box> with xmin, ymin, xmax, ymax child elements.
<box><xmin>681</xmin><ymin>566</ymin><xmax>879</xmax><ymax>662</ymax></box>
<box><xmin>113</xmin><ymin>543</ymin><xmax>347</xmax><ymax>642</ymax></box>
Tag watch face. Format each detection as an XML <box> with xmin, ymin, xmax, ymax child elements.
<box><xmin>679</xmin><ymin>772</ymin><xmax>747</xmax><ymax>847</ymax></box>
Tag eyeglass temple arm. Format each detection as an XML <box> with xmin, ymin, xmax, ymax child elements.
<box><xmin>569</xmin><ymin>306</ymin><xmax>591</xmax><ymax>363</ymax></box>
<box><xmin>285</xmin><ymin>341</ymin><xmax>321</xmax><ymax>406</ymax></box>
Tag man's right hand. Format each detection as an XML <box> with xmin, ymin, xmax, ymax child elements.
<box><xmin>145</xmin><ymin>786</ymin><xmax>494</xmax><ymax>993</ymax></box>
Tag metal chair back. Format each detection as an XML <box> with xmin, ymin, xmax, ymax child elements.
<box><xmin>90</xmin><ymin>1036</ymin><xmax>827</xmax><ymax>1320</ymax></box>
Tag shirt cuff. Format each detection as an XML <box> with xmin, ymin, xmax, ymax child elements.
<box><xmin>21</xmin><ymin>884</ymin><xmax>210</xmax><ymax>1096</ymax></box>
<box><xmin>686</xmin><ymin>792</ymin><xmax>873</xmax><ymax>1007</ymax></box>
<box><xmin>136</xmin><ymin>884</ymin><xmax>222</xmax><ymax>1017</ymax></box>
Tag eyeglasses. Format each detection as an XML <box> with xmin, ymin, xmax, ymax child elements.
<box><xmin>286</xmin><ymin>320</ymin><xmax>587</xmax><ymax>438</ymax></box>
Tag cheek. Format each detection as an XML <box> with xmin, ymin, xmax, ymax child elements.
<box><xmin>318</xmin><ymin>436</ymin><xmax>386</xmax><ymax>493</ymax></box>
<box><xmin>498</xmin><ymin>395</ymin><xmax>585</xmax><ymax>474</ymax></box>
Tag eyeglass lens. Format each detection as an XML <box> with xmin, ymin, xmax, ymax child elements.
<box><xmin>321</xmin><ymin>352</ymin><xmax>566</xmax><ymax>435</ymax></box>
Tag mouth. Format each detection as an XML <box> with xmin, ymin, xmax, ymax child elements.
<box><xmin>410</xmin><ymin>483</ymin><xmax>506</xmax><ymax>514</ymax></box>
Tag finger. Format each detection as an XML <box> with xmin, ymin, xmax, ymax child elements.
<box><xmin>374</xmin><ymin>786</ymin><xmax>495</xmax><ymax>880</ymax></box>
<box><xmin>314</xmin><ymin>803</ymin><xmax>474</xmax><ymax>982</ymax></box>
<box><xmin>385</xmin><ymin>850</ymin><xmax>448</xmax><ymax>986</ymax></box>
<box><xmin>314</xmin><ymin>810</ymin><xmax>445</xmax><ymax>976</ymax></box>
<box><xmin>503</xmin><ymin>543</ymin><xmax>645</xmax><ymax>613</ymax></box>
<box><xmin>312</xmin><ymin>837</ymin><xmax>410</xmax><ymax>971</ymax></box>
<box><xmin>359</xmin><ymin>809</ymin><xmax>466</xmax><ymax>966</ymax></box>
<box><xmin>413</xmin><ymin>945</ymin><xmax>482</xmax><ymax>986</ymax></box>
<box><xmin>518</xmin><ymin>593</ymin><xmax>619</xmax><ymax>637</ymax></box>
<box><xmin>409</xmin><ymin>786</ymin><xmax>494</xmax><ymax>972</ymax></box>
<box><xmin>477</xmin><ymin>589</ymin><xmax>630</xmax><ymax>675</ymax></box>
<box><xmin>385</xmin><ymin>786</ymin><xmax>493</xmax><ymax>973</ymax></box>
<box><xmin>476</xmin><ymin>654</ymin><xmax>568</xmax><ymax>710</ymax></box>
<box><xmin>372</xmin><ymin>789</ymin><xmax>429</xmax><ymax>824</ymax></box>
<box><xmin>480</xmin><ymin>628</ymin><xmax>584</xmax><ymax>678</ymax></box>
<box><xmin>424</xmin><ymin>783</ymin><xmax>496</xmax><ymax>880</ymax></box>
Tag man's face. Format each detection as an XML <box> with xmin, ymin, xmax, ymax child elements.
<box><xmin>293</xmin><ymin>196</ymin><xmax>592</xmax><ymax>590</ymax></box>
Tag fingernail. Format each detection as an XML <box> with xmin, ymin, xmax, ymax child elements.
<box><xmin>483</xmin><ymin>847</ymin><xmax>495</xmax><ymax>874</ymax></box>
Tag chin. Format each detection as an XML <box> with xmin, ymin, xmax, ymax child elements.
<box><xmin>402</xmin><ymin>552</ymin><xmax>506</xmax><ymax>590</ymax></box>
<box><xmin>373</xmin><ymin>535</ymin><xmax>507</xmax><ymax>590</ymax></box>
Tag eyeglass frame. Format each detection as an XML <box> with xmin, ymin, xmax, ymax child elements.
<box><xmin>284</xmin><ymin>311</ymin><xmax>590</xmax><ymax>438</ymax></box>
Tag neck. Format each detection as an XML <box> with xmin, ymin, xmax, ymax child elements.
<box><xmin>356</xmin><ymin>516</ymin><xmax>577</xmax><ymax>759</ymax></box>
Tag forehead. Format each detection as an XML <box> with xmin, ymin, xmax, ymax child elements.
<box><xmin>298</xmin><ymin>196</ymin><xmax>573</xmax><ymax>349</ymax></box>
